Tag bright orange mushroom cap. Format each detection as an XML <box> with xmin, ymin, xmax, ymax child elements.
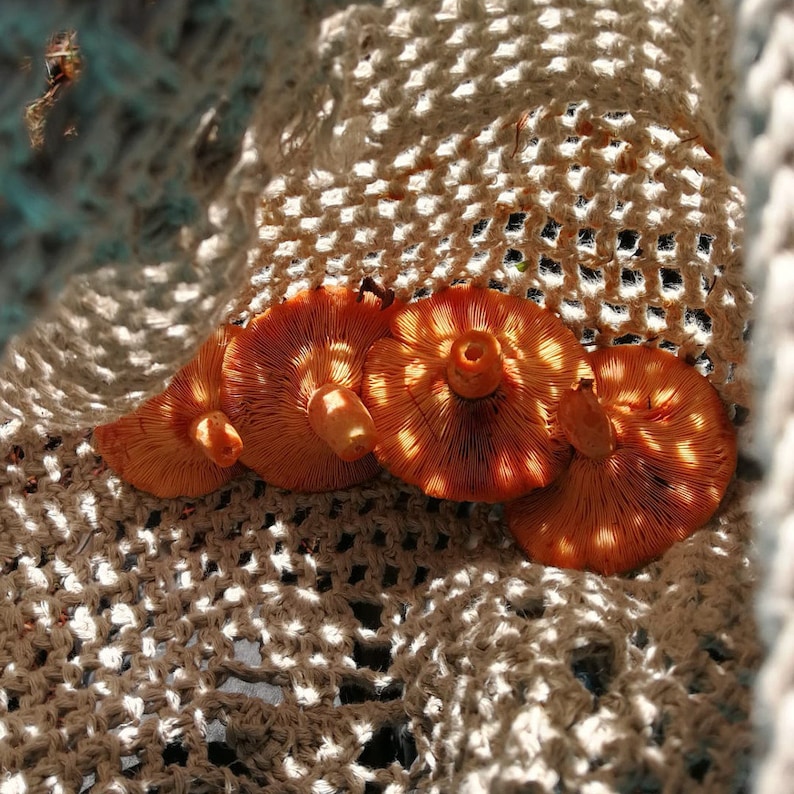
<box><xmin>220</xmin><ymin>285</ymin><xmax>400</xmax><ymax>492</ymax></box>
<box><xmin>93</xmin><ymin>325</ymin><xmax>246</xmax><ymax>498</ymax></box>
<box><xmin>505</xmin><ymin>344</ymin><xmax>738</xmax><ymax>575</ymax></box>
<box><xmin>361</xmin><ymin>284</ymin><xmax>594</xmax><ymax>502</ymax></box>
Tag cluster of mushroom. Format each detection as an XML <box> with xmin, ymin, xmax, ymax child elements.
<box><xmin>94</xmin><ymin>282</ymin><xmax>737</xmax><ymax>575</ymax></box>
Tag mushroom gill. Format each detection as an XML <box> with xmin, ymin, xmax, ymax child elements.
<box><xmin>505</xmin><ymin>344</ymin><xmax>738</xmax><ymax>575</ymax></box>
<box><xmin>221</xmin><ymin>285</ymin><xmax>399</xmax><ymax>492</ymax></box>
<box><xmin>361</xmin><ymin>284</ymin><xmax>593</xmax><ymax>502</ymax></box>
<box><xmin>93</xmin><ymin>324</ymin><xmax>246</xmax><ymax>498</ymax></box>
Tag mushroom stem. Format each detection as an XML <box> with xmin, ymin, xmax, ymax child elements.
<box><xmin>447</xmin><ymin>330</ymin><xmax>503</xmax><ymax>399</ymax></box>
<box><xmin>189</xmin><ymin>410</ymin><xmax>244</xmax><ymax>467</ymax></box>
<box><xmin>307</xmin><ymin>383</ymin><xmax>378</xmax><ymax>462</ymax></box>
<box><xmin>557</xmin><ymin>379</ymin><xmax>616</xmax><ymax>459</ymax></box>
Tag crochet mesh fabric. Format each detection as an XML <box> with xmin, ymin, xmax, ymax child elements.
<box><xmin>0</xmin><ymin>1</ymin><xmax>762</xmax><ymax>793</ymax></box>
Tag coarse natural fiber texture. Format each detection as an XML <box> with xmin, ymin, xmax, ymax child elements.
<box><xmin>0</xmin><ymin>1</ymin><xmax>764</xmax><ymax>793</ymax></box>
<box><xmin>733</xmin><ymin>1</ymin><xmax>794</xmax><ymax>792</ymax></box>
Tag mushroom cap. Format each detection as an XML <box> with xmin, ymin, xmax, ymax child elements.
<box><xmin>361</xmin><ymin>284</ymin><xmax>593</xmax><ymax>502</ymax></box>
<box><xmin>93</xmin><ymin>325</ymin><xmax>246</xmax><ymax>498</ymax></box>
<box><xmin>504</xmin><ymin>344</ymin><xmax>738</xmax><ymax>575</ymax></box>
<box><xmin>220</xmin><ymin>285</ymin><xmax>399</xmax><ymax>492</ymax></box>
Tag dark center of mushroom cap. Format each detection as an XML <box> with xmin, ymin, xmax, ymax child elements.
<box><xmin>447</xmin><ymin>329</ymin><xmax>504</xmax><ymax>400</ymax></box>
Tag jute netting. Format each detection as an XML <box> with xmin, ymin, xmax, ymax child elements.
<box><xmin>0</xmin><ymin>1</ymin><xmax>767</xmax><ymax>793</ymax></box>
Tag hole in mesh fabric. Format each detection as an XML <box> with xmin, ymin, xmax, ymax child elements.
<box><xmin>456</xmin><ymin>501</ymin><xmax>474</xmax><ymax>518</ymax></box>
<box><xmin>359</xmin><ymin>720</ymin><xmax>417</xmax><ymax>769</ymax></box>
<box><xmin>541</xmin><ymin>217</ymin><xmax>561</xmax><ymax>240</ymax></box>
<box><xmin>413</xmin><ymin>567</ymin><xmax>429</xmax><ymax>586</ymax></box>
<box><xmin>364</xmin><ymin>784</ymin><xmax>385</xmax><ymax>794</ymax></box>
<box><xmin>372</xmin><ymin>529</ymin><xmax>387</xmax><ymax>546</ymax></box>
<box><xmin>631</xmin><ymin>627</ymin><xmax>649</xmax><ymax>649</ymax></box>
<box><xmin>382</xmin><ymin>565</ymin><xmax>399</xmax><ymax>588</ymax></box>
<box><xmin>434</xmin><ymin>533</ymin><xmax>450</xmax><ymax>551</ymax></box>
<box><xmin>539</xmin><ymin>256</ymin><xmax>562</xmax><ymax>279</ymax></box>
<box><xmin>425</xmin><ymin>496</ymin><xmax>442</xmax><ymax>513</ymax></box>
<box><xmin>736</xmin><ymin>451</ymin><xmax>763</xmax><ymax>482</ymax></box>
<box><xmin>505</xmin><ymin>212</ymin><xmax>526</xmax><ymax>232</ymax></box>
<box><xmin>581</xmin><ymin>328</ymin><xmax>597</xmax><ymax>345</ymax></box>
<box><xmin>621</xmin><ymin>268</ymin><xmax>643</xmax><ymax>288</ymax></box>
<box><xmin>617</xmin><ymin>229</ymin><xmax>639</xmax><ymax>250</ymax></box>
<box><xmin>686</xmin><ymin>751</ymin><xmax>712</xmax><ymax>783</ymax></box>
<box><xmin>651</xmin><ymin>715</ymin><xmax>668</xmax><ymax>746</ymax></box>
<box><xmin>601</xmin><ymin>302</ymin><xmax>628</xmax><ymax>323</ymax></box>
<box><xmin>659</xmin><ymin>340</ymin><xmax>678</xmax><ymax>354</ymax></box>
<box><xmin>578</xmin><ymin>228</ymin><xmax>595</xmax><ymax>248</ymax></box>
<box><xmin>698</xmin><ymin>234</ymin><xmax>713</xmax><ymax>254</ymax></box>
<box><xmin>471</xmin><ymin>218</ymin><xmax>489</xmax><ymax>237</ymax></box>
<box><xmin>508</xmin><ymin>596</ymin><xmax>545</xmax><ymax>619</ymax></box>
<box><xmin>570</xmin><ymin>642</ymin><xmax>614</xmax><ymax>698</ymax></box>
<box><xmin>215</xmin><ymin>489</ymin><xmax>232</xmax><ymax>510</ymax></box>
<box><xmin>353</xmin><ymin>642</ymin><xmax>391</xmax><ymax>673</ymax></box>
<box><xmin>317</xmin><ymin>572</ymin><xmax>333</xmax><ymax>592</ymax></box>
<box><xmin>526</xmin><ymin>288</ymin><xmax>544</xmax><ymax>305</ymax></box>
<box><xmin>693</xmin><ymin>350</ymin><xmax>714</xmax><ymax>374</ymax></box>
<box><xmin>700</xmin><ymin>634</ymin><xmax>733</xmax><ymax>663</ymax></box>
<box><xmin>504</xmin><ymin>248</ymin><xmax>523</xmax><ymax>265</ymax></box>
<box><xmin>280</xmin><ymin>568</ymin><xmax>298</xmax><ymax>585</ymax></box>
<box><xmin>253</xmin><ymin>480</ymin><xmax>267</xmax><ymax>499</ymax></box>
<box><xmin>685</xmin><ymin>307</ymin><xmax>712</xmax><ymax>334</ymax></box>
<box><xmin>350</xmin><ymin>601</ymin><xmax>383</xmax><ymax>630</ymax></box>
<box><xmin>579</xmin><ymin>266</ymin><xmax>603</xmax><ymax>285</ymax></box>
<box><xmin>337</xmin><ymin>533</ymin><xmax>355</xmax><ymax>552</ymax></box>
<box><xmin>162</xmin><ymin>742</ymin><xmax>189</xmax><ymax>767</ymax></box>
<box><xmin>44</xmin><ymin>435</ymin><xmax>62</xmax><ymax>450</ymax></box>
<box><xmin>660</xmin><ymin>268</ymin><xmax>683</xmax><ymax>292</ymax></box>
<box><xmin>207</xmin><ymin>742</ymin><xmax>250</xmax><ymax>776</ymax></box>
<box><xmin>401</xmin><ymin>533</ymin><xmax>418</xmax><ymax>551</ymax></box>
<box><xmin>657</xmin><ymin>232</ymin><xmax>676</xmax><ymax>251</ymax></box>
<box><xmin>358</xmin><ymin>499</ymin><xmax>375</xmax><ymax>515</ymax></box>
<box><xmin>348</xmin><ymin>565</ymin><xmax>367</xmax><ymax>584</ymax></box>
<box><xmin>329</xmin><ymin>498</ymin><xmax>343</xmax><ymax>518</ymax></box>
<box><xmin>613</xmin><ymin>333</ymin><xmax>642</xmax><ymax>345</ymax></box>
<box><xmin>292</xmin><ymin>506</ymin><xmax>310</xmax><ymax>526</ymax></box>
<box><xmin>339</xmin><ymin>678</ymin><xmax>403</xmax><ymax>704</ymax></box>
<box><xmin>145</xmin><ymin>511</ymin><xmax>161</xmax><ymax>529</ymax></box>
<box><xmin>646</xmin><ymin>306</ymin><xmax>665</xmax><ymax>322</ymax></box>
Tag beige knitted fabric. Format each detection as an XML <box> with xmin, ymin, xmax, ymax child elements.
<box><xmin>0</xmin><ymin>1</ymin><xmax>758</xmax><ymax>793</ymax></box>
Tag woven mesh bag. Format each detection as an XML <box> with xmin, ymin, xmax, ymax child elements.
<box><xmin>0</xmin><ymin>0</ymin><xmax>773</xmax><ymax>792</ymax></box>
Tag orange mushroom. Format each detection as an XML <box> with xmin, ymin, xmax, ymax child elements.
<box><xmin>361</xmin><ymin>284</ymin><xmax>594</xmax><ymax>502</ymax></box>
<box><xmin>505</xmin><ymin>344</ymin><xmax>738</xmax><ymax>575</ymax></box>
<box><xmin>93</xmin><ymin>325</ymin><xmax>245</xmax><ymax>498</ymax></box>
<box><xmin>220</xmin><ymin>285</ymin><xmax>399</xmax><ymax>492</ymax></box>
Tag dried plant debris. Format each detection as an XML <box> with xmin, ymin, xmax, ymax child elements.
<box><xmin>25</xmin><ymin>30</ymin><xmax>81</xmax><ymax>149</ymax></box>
